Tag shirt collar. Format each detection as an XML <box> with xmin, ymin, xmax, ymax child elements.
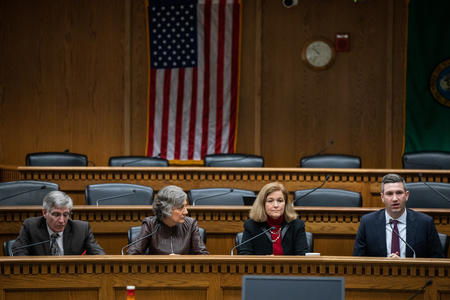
<box><xmin>46</xmin><ymin>225</ymin><xmax>64</xmax><ymax>238</ymax></box>
<box><xmin>385</xmin><ymin>209</ymin><xmax>407</xmax><ymax>225</ymax></box>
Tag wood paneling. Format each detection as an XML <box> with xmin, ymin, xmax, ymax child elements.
<box><xmin>1</xmin><ymin>256</ymin><xmax>449</xmax><ymax>300</ymax></box>
<box><xmin>260</xmin><ymin>0</ymin><xmax>406</xmax><ymax>168</ymax></box>
<box><xmin>0</xmin><ymin>0</ymin><xmax>409</xmax><ymax>168</ymax></box>
<box><xmin>0</xmin><ymin>0</ymin><xmax>126</xmax><ymax>166</ymax></box>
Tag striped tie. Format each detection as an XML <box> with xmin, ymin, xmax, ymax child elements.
<box><xmin>50</xmin><ymin>233</ymin><xmax>61</xmax><ymax>256</ymax></box>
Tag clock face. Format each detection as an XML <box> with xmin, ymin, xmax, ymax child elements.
<box><xmin>306</xmin><ymin>41</ymin><xmax>332</xmax><ymax>67</ymax></box>
<box><xmin>302</xmin><ymin>38</ymin><xmax>335</xmax><ymax>70</ymax></box>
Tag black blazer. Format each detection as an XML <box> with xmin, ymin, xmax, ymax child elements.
<box><xmin>353</xmin><ymin>209</ymin><xmax>444</xmax><ymax>258</ymax></box>
<box><xmin>12</xmin><ymin>216</ymin><xmax>105</xmax><ymax>256</ymax></box>
<box><xmin>238</xmin><ymin>218</ymin><xmax>308</xmax><ymax>255</ymax></box>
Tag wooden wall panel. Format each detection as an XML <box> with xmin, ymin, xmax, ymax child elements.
<box><xmin>260</xmin><ymin>0</ymin><xmax>406</xmax><ymax>168</ymax></box>
<box><xmin>129</xmin><ymin>0</ymin><xmax>149</xmax><ymax>156</ymax></box>
<box><xmin>0</xmin><ymin>0</ymin><xmax>408</xmax><ymax>168</ymax></box>
<box><xmin>0</xmin><ymin>0</ymin><xmax>126</xmax><ymax>166</ymax></box>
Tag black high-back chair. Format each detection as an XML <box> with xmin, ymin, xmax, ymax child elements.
<box><xmin>235</xmin><ymin>232</ymin><xmax>314</xmax><ymax>253</ymax></box>
<box><xmin>438</xmin><ymin>233</ymin><xmax>449</xmax><ymax>258</ymax></box>
<box><xmin>405</xmin><ymin>182</ymin><xmax>450</xmax><ymax>208</ymax></box>
<box><xmin>203</xmin><ymin>154</ymin><xmax>264</xmax><ymax>167</ymax></box>
<box><xmin>188</xmin><ymin>188</ymin><xmax>256</xmax><ymax>206</ymax></box>
<box><xmin>293</xmin><ymin>188</ymin><xmax>362</xmax><ymax>207</ymax></box>
<box><xmin>3</xmin><ymin>239</ymin><xmax>15</xmax><ymax>256</ymax></box>
<box><xmin>26</xmin><ymin>152</ymin><xmax>88</xmax><ymax>166</ymax></box>
<box><xmin>299</xmin><ymin>154</ymin><xmax>361</xmax><ymax>168</ymax></box>
<box><xmin>85</xmin><ymin>183</ymin><xmax>154</xmax><ymax>205</ymax></box>
<box><xmin>109</xmin><ymin>156</ymin><xmax>169</xmax><ymax>167</ymax></box>
<box><xmin>0</xmin><ymin>180</ymin><xmax>59</xmax><ymax>206</ymax></box>
<box><xmin>402</xmin><ymin>151</ymin><xmax>450</xmax><ymax>169</ymax></box>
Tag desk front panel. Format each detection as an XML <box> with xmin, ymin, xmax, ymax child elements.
<box><xmin>0</xmin><ymin>256</ymin><xmax>449</xmax><ymax>300</ymax></box>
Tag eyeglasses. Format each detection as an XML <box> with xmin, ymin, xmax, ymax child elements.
<box><xmin>174</xmin><ymin>205</ymin><xmax>187</xmax><ymax>211</ymax></box>
<box><xmin>49</xmin><ymin>212</ymin><xmax>72</xmax><ymax>218</ymax></box>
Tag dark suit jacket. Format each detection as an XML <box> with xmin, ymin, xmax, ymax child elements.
<box><xmin>12</xmin><ymin>216</ymin><xmax>105</xmax><ymax>256</ymax></box>
<box><xmin>238</xmin><ymin>218</ymin><xmax>308</xmax><ymax>255</ymax></box>
<box><xmin>353</xmin><ymin>209</ymin><xmax>444</xmax><ymax>258</ymax></box>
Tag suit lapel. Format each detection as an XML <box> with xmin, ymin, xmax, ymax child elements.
<box><xmin>375</xmin><ymin>210</ymin><xmax>387</xmax><ymax>256</ymax></box>
<box><xmin>63</xmin><ymin>220</ymin><xmax>73</xmax><ymax>255</ymax></box>
<box><xmin>281</xmin><ymin>222</ymin><xmax>289</xmax><ymax>238</ymax></box>
<box><xmin>406</xmin><ymin>209</ymin><xmax>416</xmax><ymax>257</ymax></box>
<box><xmin>259</xmin><ymin>224</ymin><xmax>272</xmax><ymax>243</ymax></box>
<box><xmin>38</xmin><ymin>217</ymin><xmax>52</xmax><ymax>255</ymax></box>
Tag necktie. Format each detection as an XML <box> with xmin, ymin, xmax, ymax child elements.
<box><xmin>50</xmin><ymin>233</ymin><xmax>61</xmax><ymax>256</ymax></box>
<box><xmin>391</xmin><ymin>220</ymin><xmax>400</xmax><ymax>255</ymax></box>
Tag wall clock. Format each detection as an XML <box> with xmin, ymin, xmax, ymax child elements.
<box><xmin>301</xmin><ymin>37</ymin><xmax>336</xmax><ymax>71</ymax></box>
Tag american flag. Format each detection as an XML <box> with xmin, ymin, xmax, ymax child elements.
<box><xmin>146</xmin><ymin>0</ymin><xmax>241</xmax><ymax>161</ymax></box>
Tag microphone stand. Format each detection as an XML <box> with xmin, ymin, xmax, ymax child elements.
<box><xmin>230</xmin><ymin>227</ymin><xmax>276</xmax><ymax>256</ymax></box>
<box><xmin>192</xmin><ymin>189</ymin><xmax>235</xmax><ymax>206</ymax></box>
<box><xmin>96</xmin><ymin>190</ymin><xmax>137</xmax><ymax>206</ymax></box>
<box><xmin>0</xmin><ymin>186</ymin><xmax>46</xmax><ymax>203</ymax></box>
<box><xmin>11</xmin><ymin>239</ymin><xmax>52</xmax><ymax>256</ymax></box>
<box><xmin>418</xmin><ymin>173</ymin><xmax>450</xmax><ymax>204</ymax></box>
<box><xmin>389</xmin><ymin>219</ymin><xmax>416</xmax><ymax>258</ymax></box>
<box><xmin>121</xmin><ymin>224</ymin><xmax>161</xmax><ymax>255</ymax></box>
<box><xmin>407</xmin><ymin>279</ymin><xmax>433</xmax><ymax>300</ymax></box>
<box><xmin>293</xmin><ymin>175</ymin><xmax>330</xmax><ymax>205</ymax></box>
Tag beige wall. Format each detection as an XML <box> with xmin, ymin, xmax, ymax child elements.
<box><xmin>0</xmin><ymin>0</ymin><xmax>407</xmax><ymax>167</ymax></box>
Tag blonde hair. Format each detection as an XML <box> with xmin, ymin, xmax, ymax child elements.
<box><xmin>249</xmin><ymin>182</ymin><xmax>297</xmax><ymax>223</ymax></box>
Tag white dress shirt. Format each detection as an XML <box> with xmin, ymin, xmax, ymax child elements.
<box><xmin>385</xmin><ymin>210</ymin><xmax>407</xmax><ymax>258</ymax></box>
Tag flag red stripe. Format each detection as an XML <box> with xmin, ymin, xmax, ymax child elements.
<box><xmin>228</xmin><ymin>0</ymin><xmax>240</xmax><ymax>152</ymax></box>
<box><xmin>214</xmin><ymin>0</ymin><xmax>226</xmax><ymax>153</ymax></box>
<box><xmin>201</xmin><ymin>0</ymin><xmax>212</xmax><ymax>159</ymax></box>
<box><xmin>188</xmin><ymin>68</ymin><xmax>198</xmax><ymax>160</ymax></box>
<box><xmin>160</xmin><ymin>70</ymin><xmax>172</xmax><ymax>158</ymax></box>
<box><xmin>147</xmin><ymin>68</ymin><xmax>158</xmax><ymax>156</ymax></box>
<box><xmin>174</xmin><ymin>69</ymin><xmax>185</xmax><ymax>160</ymax></box>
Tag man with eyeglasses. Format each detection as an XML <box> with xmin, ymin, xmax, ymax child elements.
<box><xmin>12</xmin><ymin>190</ymin><xmax>105</xmax><ymax>256</ymax></box>
<box><xmin>353</xmin><ymin>173</ymin><xmax>444</xmax><ymax>258</ymax></box>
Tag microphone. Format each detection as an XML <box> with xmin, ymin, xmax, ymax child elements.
<box><xmin>407</xmin><ymin>279</ymin><xmax>433</xmax><ymax>300</ymax></box>
<box><xmin>389</xmin><ymin>219</ymin><xmax>416</xmax><ymax>258</ymax></box>
<box><xmin>121</xmin><ymin>154</ymin><xmax>162</xmax><ymax>166</ymax></box>
<box><xmin>192</xmin><ymin>189</ymin><xmax>235</xmax><ymax>206</ymax></box>
<box><xmin>0</xmin><ymin>185</ymin><xmax>46</xmax><ymax>203</ymax></box>
<box><xmin>230</xmin><ymin>226</ymin><xmax>276</xmax><ymax>256</ymax></box>
<box><xmin>121</xmin><ymin>223</ymin><xmax>161</xmax><ymax>255</ymax></box>
<box><xmin>204</xmin><ymin>154</ymin><xmax>253</xmax><ymax>167</ymax></box>
<box><xmin>96</xmin><ymin>190</ymin><xmax>137</xmax><ymax>206</ymax></box>
<box><xmin>315</xmin><ymin>140</ymin><xmax>334</xmax><ymax>156</ymax></box>
<box><xmin>418</xmin><ymin>173</ymin><xmax>450</xmax><ymax>204</ymax></box>
<box><xmin>11</xmin><ymin>239</ymin><xmax>52</xmax><ymax>256</ymax></box>
<box><xmin>293</xmin><ymin>175</ymin><xmax>330</xmax><ymax>205</ymax></box>
<box><xmin>300</xmin><ymin>140</ymin><xmax>335</xmax><ymax>166</ymax></box>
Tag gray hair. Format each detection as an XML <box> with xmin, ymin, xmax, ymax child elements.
<box><xmin>42</xmin><ymin>191</ymin><xmax>73</xmax><ymax>211</ymax></box>
<box><xmin>381</xmin><ymin>173</ymin><xmax>407</xmax><ymax>193</ymax></box>
<box><xmin>153</xmin><ymin>185</ymin><xmax>187</xmax><ymax>221</ymax></box>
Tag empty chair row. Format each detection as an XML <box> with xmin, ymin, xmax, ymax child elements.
<box><xmin>1</xmin><ymin>181</ymin><xmax>449</xmax><ymax>208</ymax></box>
<box><xmin>24</xmin><ymin>151</ymin><xmax>450</xmax><ymax>169</ymax></box>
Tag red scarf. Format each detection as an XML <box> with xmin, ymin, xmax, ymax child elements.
<box><xmin>267</xmin><ymin>216</ymin><xmax>284</xmax><ymax>255</ymax></box>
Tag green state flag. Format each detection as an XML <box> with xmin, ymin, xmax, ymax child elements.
<box><xmin>405</xmin><ymin>0</ymin><xmax>450</xmax><ymax>153</ymax></box>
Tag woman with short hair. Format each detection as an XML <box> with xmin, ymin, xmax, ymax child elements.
<box><xmin>127</xmin><ymin>185</ymin><xmax>208</xmax><ymax>255</ymax></box>
<box><xmin>238</xmin><ymin>182</ymin><xmax>308</xmax><ymax>255</ymax></box>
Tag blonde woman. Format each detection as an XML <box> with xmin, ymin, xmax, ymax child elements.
<box><xmin>238</xmin><ymin>182</ymin><xmax>308</xmax><ymax>255</ymax></box>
